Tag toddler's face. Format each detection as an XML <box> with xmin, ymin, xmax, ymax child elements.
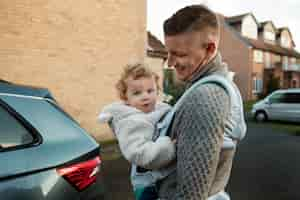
<box><xmin>125</xmin><ymin>76</ymin><xmax>158</xmax><ymax>113</ymax></box>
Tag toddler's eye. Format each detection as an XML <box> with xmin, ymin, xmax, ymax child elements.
<box><xmin>148</xmin><ymin>89</ymin><xmax>155</xmax><ymax>93</ymax></box>
<box><xmin>133</xmin><ymin>91</ymin><xmax>141</xmax><ymax>96</ymax></box>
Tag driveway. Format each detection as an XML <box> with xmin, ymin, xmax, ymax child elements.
<box><xmin>101</xmin><ymin>119</ymin><xmax>300</xmax><ymax>200</ymax></box>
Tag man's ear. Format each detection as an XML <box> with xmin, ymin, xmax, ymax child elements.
<box><xmin>206</xmin><ymin>42</ymin><xmax>216</xmax><ymax>54</ymax></box>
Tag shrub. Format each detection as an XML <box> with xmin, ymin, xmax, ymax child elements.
<box><xmin>163</xmin><ymin>68</ymin><xmax>186</xmax><ymax>106</ymax></box>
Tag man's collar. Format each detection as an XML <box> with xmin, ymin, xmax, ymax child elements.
<box><xmin>187</xmin><ymin>52</ymin><xmax>225</xmax><ymax>86</ymax></box>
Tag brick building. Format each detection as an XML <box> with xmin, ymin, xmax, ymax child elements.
<box><xmin>0</xmin><ymin>0</ymin><xmax>152</xmax><ymax>140</ymax></box>
<box><xmin>219</xmin><ymin>13</ymin><xmax>300</xmax><ymax>101</ymax></box>
<box><xmin>146</xmin><ymin>31</ymin><xmax>167</xmax><ymax>88</ymax></box>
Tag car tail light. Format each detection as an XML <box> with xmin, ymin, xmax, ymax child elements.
<box><xmin>57</xmin><ymin>156</ymin><xmax>101</xmax><ymax>191</ymax></box>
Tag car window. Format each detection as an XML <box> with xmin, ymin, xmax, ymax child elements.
<box><xmin>269</xmin><ymin>93</ymin><xmax>285</xmax><ymax>103</ymax></box>
<box><xmin>284</xmin><ymin>93</ymin><xmax>300</xmax><ymax>104</ymax></box>
<box><xmin>0</xmin><ymin>105</ymin><xmax>33</xmax><ymax>149</ymax></box>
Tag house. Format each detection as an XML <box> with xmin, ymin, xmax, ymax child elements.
<box><xmin>219</xmin><ymin>13</ymin><xmax>300</xmax><ymax>101</ymax></box>
<box><xmin>146</xmin><ymin>31</ymin><xmax>168</xmax><ymax>87</ymax></box>
<box><xmin>0</xmin><ymin>0</ymin><xmax>147</xmax><ymax>140</ymax></box>
<box><xmin>146</xmin><ymin>32</ymin><xmax>186</xmax><ymax>105</ymax></box>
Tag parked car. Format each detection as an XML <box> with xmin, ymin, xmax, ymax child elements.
<box><xmin>0</xmin><ymin>81</ymin><xmax>104</xmax><ymax>200</ymax></box>
<box><xmin>251</xmin><ymin>88</ymin><xmax>300</xmax><ymax>122</ymax></box>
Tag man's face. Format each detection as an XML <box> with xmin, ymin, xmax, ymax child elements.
<box><xmin>164</xmin><ymin>31</ymin><xmax>211</xmax><ymax>81</ymax></box>
<box><xmin>125</xmin><ymin>76</ymin><xmax>158</xmax><ymax>113</ymax></box>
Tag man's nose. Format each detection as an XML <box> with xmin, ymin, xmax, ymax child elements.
<box><xmin>167</xmin><ymin>54</ymin><xmax>176</xmax><ymax>68</ymax></box>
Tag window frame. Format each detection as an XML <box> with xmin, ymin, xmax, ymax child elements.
<box><xmin>252</xmin><ymin>76</ymin><xmax>263</xmax><ymax>94</ymax></box>
<box><xmin>283</xmin><ymin>56</ymin><xmax>289</xmax><ymax>70</ymax></box>
<box><xmin>264</xmin><ymin>52</ymin><xmax>271</xmax><ymax>68</ymax></box>
<box><xmin>254</xmin><ymin>50</ymin><xmax>263</xmax><ymax>63</ymax></box>
<box><xmin>0</xmin><ymin>99</ymin><xmax>42</xmax><ymax>153</ymax></box>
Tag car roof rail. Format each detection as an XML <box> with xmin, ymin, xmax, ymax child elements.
<box><xmin>0</xmin><ymin>79</ymin><xmax>12</xmax><ymax>84</ymax></box>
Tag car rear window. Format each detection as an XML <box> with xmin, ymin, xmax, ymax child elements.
<box><xmin>0</xmin><ymin>105</ymin><xmax>33</xmax><ymax>149</ymax></box>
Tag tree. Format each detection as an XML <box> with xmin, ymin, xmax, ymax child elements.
<box><xmin>266</xmin><ymin>74</ymin><xmax>280</xmax><ymax>94</ymax></box>
<box><xmin>163</xmin><ymin>68</ymin><xmax>186</xmax><ymax>106</ymax></box>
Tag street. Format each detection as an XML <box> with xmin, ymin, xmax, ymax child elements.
<box><xmin>227</xmin><ymin>121</ymin><xmax>300</xmax><ymax>199</ymax></box>
<box><xmin>101</xmin><ymin>119</ymin><xmax>300</xmax><ymax>200</ymax></box>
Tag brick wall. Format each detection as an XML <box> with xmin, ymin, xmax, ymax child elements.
<box><xmin>219</xmin><ymin>20</ymin><xmax>252</xmax><ymax>100</ymax></box>
<box><xmin>0</xmin><ymin>0</ymin><xmax>147</xmax><ymax>140</ymax></box>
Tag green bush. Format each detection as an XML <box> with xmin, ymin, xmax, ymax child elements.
<box><xmin>163</xmin><ymin>68</ymin><xmax>186</xmax><ymax>106</ymax></box>
<box><xmin>243</xmin><ymin>100</ymin><xmax>257</xmax><ymax>113</ymax></box>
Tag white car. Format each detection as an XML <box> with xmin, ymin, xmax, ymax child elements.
<box><xmin>251</xmin><ymin>89</ymin><xmax>300</xmax><ymax>122</ymax></box>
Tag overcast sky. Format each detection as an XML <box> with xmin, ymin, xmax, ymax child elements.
<box><xmin>147</xmin><ymin>0</ymin><xmax>300</xmax><ymax>51</ymax></box>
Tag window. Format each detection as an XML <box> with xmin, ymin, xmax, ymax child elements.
<box><xmin>0</xmin><ymin>105</ymin><xmax>33</xmax><ymax>149</ymax></box>
<box><xmin>252</xmin><ymin>76</ymin><xmax>263</xmax><ymax>93</ymax></box>
<box><xmin>254</xmin><ymin>50</ymin><xmax>263</xmax><ymax>63</ymax></box>
<box><xmin>292</xmin><ymin>80</ymin><xmax>297</xmax><ymax>88</ymax></box>
<box><xmin>273</xmin><ymin>54</ymin><xmax>281</xmax><ymax>63</ymax></box>
<box><xmin>264</xmin><ymin>31</ymin><xmax>275</xmax><ymax>41</ymax></box>
<box><xmin>281</xmin><ymin>35</ymin><xmax>290</xmax><ymax>48</ymax></box>
<box><xmin>269</xmin><ymin>93</ymin><xmax>285</xmax><ymax>103</ymax></box>
<box><xmin>269</xmin><ymin>92</ymin><xmax>300</xmax><ymax>104</ymax></box>
<box><xmin>241</xmin><ymin>15</ymin><xmax>258</xmax><ymax>39</ymax></box>
<box><xmin>265</xmin><ymin>52</ymin><xmax>271</xmax><ymax>68</ymax></box>
<box><xmin>284</xmin><ymin>93</ymin><xmax>300</xmax><ymax>103</ymax></box>
<box><xmin>283</xmin><ymin>56</ymin><xmax>288</xmax><ymax>70</ymax></box>
<box><xmin>290</xmin><ymin>57</ymin><xmax>296</xmax><ymax>64</ymax></box>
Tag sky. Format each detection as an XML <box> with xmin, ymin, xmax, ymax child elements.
<box><xmin>147</xmin><ymin>0</ymin><xmax>300</xmax><ymax>51</ymax></box>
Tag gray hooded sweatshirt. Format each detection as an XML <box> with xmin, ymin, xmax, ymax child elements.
<box><xmin>98</xmin><ymin>102</ymin><xmax>175</xmax><ymax>170</ymax></box>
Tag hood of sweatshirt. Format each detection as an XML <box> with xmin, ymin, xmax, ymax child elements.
<box><xmin>98</xmin><ymin>101</ymin><xmax>171</xmax><ymax>132</ymax></box>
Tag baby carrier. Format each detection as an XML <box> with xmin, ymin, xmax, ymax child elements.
<box><xmin>131</xmin><ymin>74</ymin><xmax>247</xmax><ymax>199</ymax></box>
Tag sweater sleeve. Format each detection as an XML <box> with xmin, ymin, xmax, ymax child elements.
<box><xmin>173</xmin><ymin>84</ymin><xmax>230</xmax><ymax>200</ymax></box>
<box><xmin>115</xmin><ymin>117</ymin><xmax>176</xmax><ymax>169</ymax></box>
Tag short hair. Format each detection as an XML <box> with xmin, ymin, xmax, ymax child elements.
<box><xmin>163</xmin><ymin>5</ymin><xmax>219</xmax><ymax>36</ymax></box>
<box><xmin>116</xmin><ymin>63</ymin><xmax>160</xmax><ymax>100</ymax></box>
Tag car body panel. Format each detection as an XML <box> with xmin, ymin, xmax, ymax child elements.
<box><xmin>268</xmin><ymin>103</ymin><xmax>298</xmax><ymax>121</ymax></box>
<box><xmin>0</xmin><ymin>95</ymin><xmax>98</xmax><ymax>179</ymax></box>
<box><xmin>0</xmin><ymin>82</ymin><xmax>104</xmax><ymax>199</ymax></box>
<box><xmin>0</xmin><ymin>170</ymin><xmax>80</xmax><ymax>200</ymax></box>
<box><xmin>0</xmin><ymin>82</ymin><xmax>55</xmax><ymax>100</ymax></box>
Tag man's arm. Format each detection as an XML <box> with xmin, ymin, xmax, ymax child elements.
<box><xmin>173</xmin><ymin>84</ymin><xmax>230</xmax><ymax>200</ymax></box>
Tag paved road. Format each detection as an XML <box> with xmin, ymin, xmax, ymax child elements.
<box><xmin>101</xmin><ymin>119</ymin><xmax>300</xmax><ymax>200</ymax></box>
<box><xmin>228</xmin><ymin>121</ymin><xmax>300</xmax><ymax>199</ymax></box>
<box><xmin>101</xmin><ymin>147</ymin><xmax>134</xmax><ymax>200</ymax></box>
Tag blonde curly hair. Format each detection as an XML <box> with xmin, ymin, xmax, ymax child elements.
<box><xmin>116</xmin><ymin>63</ymin><xmax>160</xmax><ymax>100</ymax></box>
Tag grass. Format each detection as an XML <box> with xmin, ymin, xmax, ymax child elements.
<box><xmin>97</xmin><ymin>138</ymin><xmax>118</xmax><ymax>148</ymax></box>
<box><xmin>96</xmin><ymin>138</ymin><xmax>122</xmax><ymax>161</ymax></box>
<box><xmin>243</xmin><ymin>100</ymin><xmax>257</xmax><ymax>113</ymax></box>
<box><xmin>266</xmin><ymin>121</ymin><xmax>300</xmax><ymax>136</ymax></box>
<box><xmin>101</xmin><ymin>149</ymin><xmax>122</xmax><ymax>161</ymax></box>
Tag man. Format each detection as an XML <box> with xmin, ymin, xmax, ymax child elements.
<box><xmin>158</xmin><ymin>5</ymin><xmax>246</xmax><ymax>200</ymax></box>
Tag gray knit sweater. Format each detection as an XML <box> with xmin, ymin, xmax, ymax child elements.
<box><xmin>158</xmin><ymin>53</ymin><xmax>239</xmax><ymax>200</ymax></box>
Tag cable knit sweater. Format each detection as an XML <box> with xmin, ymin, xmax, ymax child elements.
<box><xmin>158</xmin><ymin>53</ymin><xmax>243</xmax><ymax>200</ymax></box>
